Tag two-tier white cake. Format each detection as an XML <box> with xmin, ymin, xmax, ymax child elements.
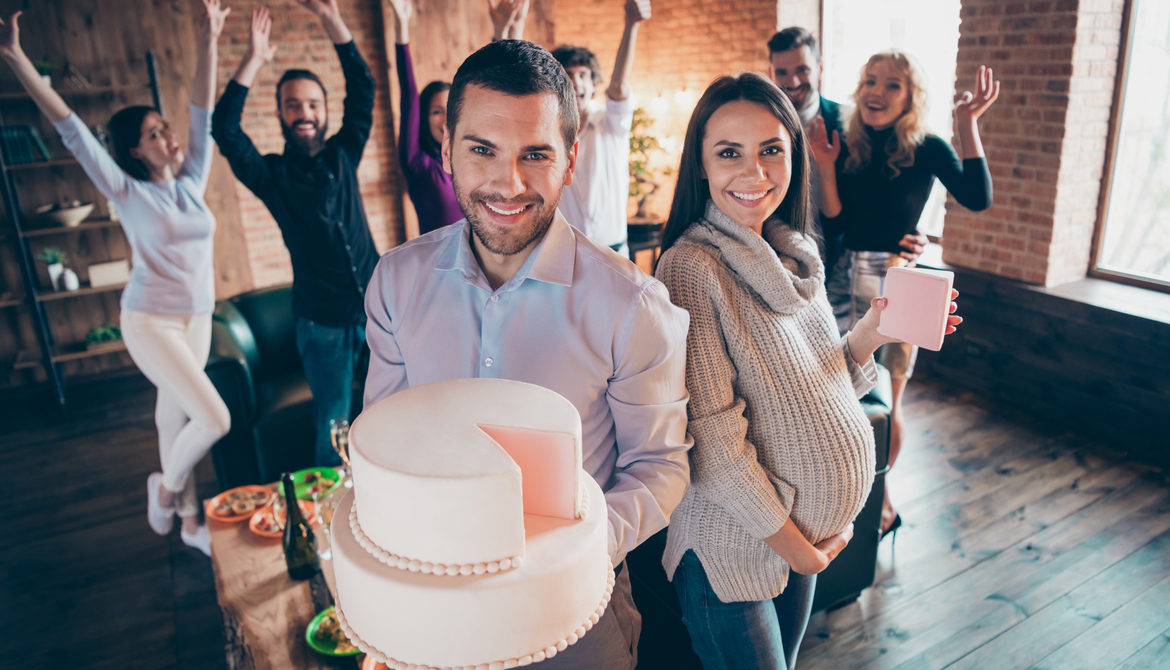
<box><xmin>331</xmin><ymin>378</ymin><xmax>614</xmax><ymax>670</ymax></box>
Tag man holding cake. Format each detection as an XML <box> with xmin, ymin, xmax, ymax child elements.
<box><xmin>362</xmin><ymin>40</ymin><xmax>692</xmax><ymax>669</ymax></box>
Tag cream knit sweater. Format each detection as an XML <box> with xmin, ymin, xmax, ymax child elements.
<box><xmin>657</xmin><ymin>200</ymin><xmax>878</xmax><ymax>603</ymax></box>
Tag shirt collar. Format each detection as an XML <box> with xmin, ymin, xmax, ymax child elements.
<box><xmin>435</xmin><ymin>211</ymin><xmax>576</xmax><ymax>290</ymax></box>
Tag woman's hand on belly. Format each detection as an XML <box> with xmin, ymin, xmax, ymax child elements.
<box><xmin>763</xmin><ymin>520</ymin><xmax>855</xmax><ymax>575</ymax></box>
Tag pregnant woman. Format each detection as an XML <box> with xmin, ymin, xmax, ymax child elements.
<box><xmin>0</xmin><ymin>2</ymin><xmax>232</xmax><ymax>555</ymax></box>
<box><xmin>654</xmin><ymin>72</ymin><xmax>960</xmax><ymax>669</ymax></box>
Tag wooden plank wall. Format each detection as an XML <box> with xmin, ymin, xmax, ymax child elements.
<box><xmin>0</xmin><ymin>0</ymin><xmax>255</xmax><ymax>388</ymax></box>
<box><xmin>917</xmin><ymin>264</ymin><xmax>1170</xmax><ymax>467</ymax></box>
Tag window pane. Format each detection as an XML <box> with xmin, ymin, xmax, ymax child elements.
<box><xmin>822</xmin><ymin>0</ymin><xmax>961</xmax><ymax>237</ymax></box>
<box><xmin>1099</xmin><ymin>0</ymin><xmax>1170</xmax><ymax>285</ymax></box>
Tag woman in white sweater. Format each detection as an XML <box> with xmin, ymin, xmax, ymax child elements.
<box><xmin>654</xmin><ymin>72</ymin><xmax>960</xmax><ymax>669</ymax></box>
<box><xmin>0</xmin><ymin>2</ymin><xmax>232</xmax><ymax>555</ymax></box>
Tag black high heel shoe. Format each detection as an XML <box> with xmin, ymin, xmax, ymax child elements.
<box><xmin>880</xmin><ymin>513</ymin><xmax>902</xmax><ymax>544</ymax></box>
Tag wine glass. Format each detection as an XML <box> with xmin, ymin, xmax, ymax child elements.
<box><xmin>329</xmin><ymin>418</ymin><xmax>353</xmax><ymax>488</ymax></box>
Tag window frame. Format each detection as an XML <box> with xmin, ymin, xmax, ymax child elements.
<box><xmin>1091</xmin><ymin>0</ymin><xmax>1170</xmax><ymax>294</ymax></box>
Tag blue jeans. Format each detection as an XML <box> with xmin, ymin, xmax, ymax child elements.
<box><xmin>673</xmin><ymin>550</ymin><xmax>816</xmax><ymax>670</ymax></box>
<box><xmin>295</xmin><ymin>318</ymin><xmax>367</xmax><ymax>467</ymax></box>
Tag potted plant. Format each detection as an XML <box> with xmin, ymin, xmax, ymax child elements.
<box><xmin>628</xmin><ymin>107</ymin><xmax>674</xmax><ymax>238</ymax></box>
<box><xmin>85</xmin><ymin>324</ymin><xmax>122</xmax><ymax>351</ymax></box>
<box><xmin>35</xmin><ymin>247</ymin><xmax>68</xmax><ymax>291</ymax></box>
<box><xmin>31</xmin><ymin>60</ymin><xmax>55</xmax><ymax>87</ymax></box>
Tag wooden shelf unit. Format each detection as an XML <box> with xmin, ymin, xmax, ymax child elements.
<box><xmin>0</xmin><ymin>51</ymin><xmax>163</xmax><ymax>407</ymax></box>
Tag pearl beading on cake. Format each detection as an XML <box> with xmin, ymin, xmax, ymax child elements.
<box><xmin>335</xmin><ymin>561</ymin><xmax>616</xmax><ymax>670</ymax></box>
<box><xmin>350</xmin><ymin>503</ymin><xmax>524</xmax><ymax>576</ymax></box>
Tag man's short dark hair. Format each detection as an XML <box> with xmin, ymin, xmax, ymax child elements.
<box><xmin>276</xmin><ymin>69</ymin><xmax>328</xmax><ymax>108</ymax></box>
<box><xmin>447</xmin><ymin>40</ymin><xmax>580</xmax><ymax>153</ymax></box>
<box><xmin>550</xmin><ymin>45</ymin><xmax>605</xmax><ymax>86</ymax></box>
<box><xmin>767</xmin><ymin>27</ymin><xmax>821</xmax><ymax>62</ymax></box>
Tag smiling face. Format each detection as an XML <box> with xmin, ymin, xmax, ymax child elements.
<box><xmin>769</xmin><ymin>45</ymin><xmax>822</xmax><ymax>113</ymax></box>
<box><xmin>858</xmin><ymin>58</ymin><xmax>911</xmax><ymax>130</ymax></box>
<box><xmin>428</xmin><ymin>89</ymin><xmax>449</xmax><ymax>145</ymax></box>
<box><xmin>129</xmin><ymin>111</ymin><xmax>181</xmax><ymax>177</ymax></box>
<box><xmin>563</xmin><ymin>65</ymin><xmax>595</xmax><ymax>119</ymax></box>
<box><xmin>279</xmin><ymin>78</ymin><xmax>328</xmax><ymax>155</ymax></box>
<box><xmin>443</xmin><ymin>84</ymin><xmax>577</xmax><ymax>257</ymax></box>
<box><xmin>701</xmin><ymin>99</ymin><xmax>792</xmax><ymax>234</ymax></box>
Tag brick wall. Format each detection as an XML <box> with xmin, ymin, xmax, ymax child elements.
<box><xmin>217</xmin><ymin>0</ymin><xmax>405</xmax><ymax>290</ymax></box>
<box><xmin>555</xmin><ymin>0</ymin><xmax>781</xmax><ymax>222</ymax></box>
<box><xmin>942</xmin><ymin>0</ymin><xmax>1125</xmax><ymax>286</ymax></box>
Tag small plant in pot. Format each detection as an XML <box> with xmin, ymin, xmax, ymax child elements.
<box><xmin>85</xmin><ymin>324</ymin><xmax>122</xmax><ymax>351</ymax></box>
<box><xmin>35</xmin><ymin>247</ymin><xmax>68</xmax><ymax>291</ymax></box>
<box><xmin>628</xmin><ymin>107</ymin><xmax>674</xmax><ymax>240</ymax></box>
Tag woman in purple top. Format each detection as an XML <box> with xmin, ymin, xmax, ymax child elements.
<box><xmin>388</xmin><ymin>0</ymin><xmax>461</xmax><ymax>235</ymax></box>
<box><xmin>0</xmin><ymin>2</ymin><xmax>231</xmax><ymax>556</ymax></box>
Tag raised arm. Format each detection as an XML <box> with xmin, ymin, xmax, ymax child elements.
<box><xmin>808</xmin><ymin>115</ymin><xmax>843</xmax><ymax>218</ymax></box>
<box><xmin>192</xmin><ymin>0</ymin><xmax>229</xmax><ymax>110</ymax></box>
<box><xmin>0</xmin><ymin>12</ymin><xmax>71</xmax><ymax>122</ymax></box>
<box><xmin>953</xmin><ymin>65</ymin><xmax>999</xmax><ymax>161</ymax></box>
<box><xmin>230</xmin><ymin>7</ymin><xmax>276</xmax><ymax>88</ymax></box>
<box><xmin>390</xmin><ymin>3</ymin><xmax>424</xmax><ymax>174</ymax></box>
<box><xmin>605</xmin><ymin>0</ymin><xmax>650</xmax><ymax>101</ymax></box>
<box><xmin>297</xmin><ymin>0</ymin><xmax>352</xmax><ymax>45</ymax></box>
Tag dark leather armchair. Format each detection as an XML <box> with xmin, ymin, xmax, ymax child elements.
<box><xmin>204</xmin><ymin>285</ymin><xmax>361</xmax><ymax>490</ymax></box>
<box><xmin>627</xmin><ymin>367</ymin><xmax>893</xmax><ymax>668</ymax></box>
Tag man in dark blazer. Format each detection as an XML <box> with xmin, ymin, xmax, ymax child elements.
<box><xmin>767</xmin><ymin>27</ymin><xmax>927</xmax><ymax>272</ymax></box>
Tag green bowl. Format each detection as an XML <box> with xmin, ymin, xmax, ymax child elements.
<box><xmin>291</xmin><ymin>466</ymin><xmax>342</xmax><ymax>501</ymax></box>
<box><xmin>305</xmin><ymin>606</ymin><xmax>361</xmax><ymax>657</ymax></box>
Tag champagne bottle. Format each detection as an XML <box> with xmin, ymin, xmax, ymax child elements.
<box><xmin>281</xmin><ymin>472</ymin><xmax>320</xmax><ymax>580</ymax></box>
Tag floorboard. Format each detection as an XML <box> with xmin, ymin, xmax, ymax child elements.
<box><xmin>1</xmin><ymin>371</ymin><xmax>1165</xmax><ymax>669</ymax></box>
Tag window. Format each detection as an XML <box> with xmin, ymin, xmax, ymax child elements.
<box><xmin>821</xmin><ymin>0</ymin><xmax>962</xmax><ymax>237</ymax></box>
<box><xmin>1095</xmin><ymin>0</ymin><xmax>1170</xmax><ymax>291</ymax></box>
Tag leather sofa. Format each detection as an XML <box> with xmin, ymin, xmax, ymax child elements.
<box><xmin>626</xmin><ymin>366</ymin><xmax>893</xmax><ymax>668</ymax></box>
<box><xmin>204</xmin><ymin>285</ymin><xmax>362</xmax><ymax>490</ymax></box>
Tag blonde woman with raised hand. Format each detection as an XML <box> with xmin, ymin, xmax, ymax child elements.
<box><xmin>0</xmin><ymin>2</ymin><xmax>232</xmax><ymax>555</ymax></box>
<box><xmin>808</xmin><ymin>52</ymin><xmax>997</xmax><ymax>539</ymax></box>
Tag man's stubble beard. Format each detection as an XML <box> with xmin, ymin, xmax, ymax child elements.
<box><xmin>453</xmin><ymin>168</ymin><xmax>563</xmax><ymax>256</ymax></box>
<box><xmin>281</xmin><ymin>118</ymin><xmax>328</xmax><ymax>156</ymax></box>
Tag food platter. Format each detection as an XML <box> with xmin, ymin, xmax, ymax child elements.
<box><xmin>205</xmin><ymin>485</ymin><xmax>274</xmax><ymax>523</ymax></box>
<box><xmin>305</xmin><ymin>606</ymin><xmax>361</xmax><ymax>657</ymax></box>
<box><xmin>291</xmin><ymin>466</ymin><xmax>343</xmax><ymax>500</ymax></box>
<box><xmin>248</xmin><ymin>499</ymin><xmax>316</xmax><ymax>538</ymax></box>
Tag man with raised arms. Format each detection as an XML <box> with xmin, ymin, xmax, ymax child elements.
<box><xmin>211</xmin><ymin>0</ymin><xmax>377</xmax><ymax>468</ymax></box>
<box><xmin>363</xmin><ymin>40</ymin><xmax>691</xmax><ymax>669</ymax></box>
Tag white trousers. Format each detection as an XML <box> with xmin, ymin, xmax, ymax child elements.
<box><xmin>121</xmin><ymin>311</ymin><xmax>231</xmax><ymax>517</ymax></box>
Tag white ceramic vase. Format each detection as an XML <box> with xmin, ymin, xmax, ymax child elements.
<box><xmin>47</xmin><ymin>262</ymin><xmax>64</xmax><ymax>291</ymax></box>
<box><xmin>62</xmin><ymin>269</ymin><xmax>80</xmax><ymax>291</ymax></box>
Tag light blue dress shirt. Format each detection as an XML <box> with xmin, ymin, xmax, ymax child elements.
<box><xmin>363</xmin><ymin>212</ymin><xmax>693</xmax><ymax>564</ymax></box>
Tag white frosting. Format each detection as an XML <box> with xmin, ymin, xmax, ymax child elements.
<box><xmin>349</xmin><ymin>379</ymin><xmax>583</xmax><ymax>566</ymax></box>
<box><xmin>332</xmin><ymin>472</ymin><xmax>611</xmax><ymax>668</ymax></box>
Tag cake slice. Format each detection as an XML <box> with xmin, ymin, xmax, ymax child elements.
<box><xmin>877</xmin><ymin>266</ymin><xmax>955</xmax><ymax>351</ymax></box>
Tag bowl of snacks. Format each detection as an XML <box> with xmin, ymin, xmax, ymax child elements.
<box><xmin>36</xmin><ymin>200</ymin><xmax>95</xmax><ymax>228</ymax></box>
<box><xmin>306</xmin><ymin>606</ymin><xmax>361</xmax><ymax>657</ymax></box>
<box><xmin>206</xmin><ymin>485</ymin><xmax>274</xmax><ymax>523</ymax></box>
<box><xmin>249</xmin><ymin>498</ymin><xmax>316</xmax><ymax>538</ymax></box>
<box><xmin>292</xmin><ymin>466</ymin><xmax>343</xmax><ymax>500</ymax></box>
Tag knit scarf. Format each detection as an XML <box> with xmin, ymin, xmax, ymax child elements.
<box><xmin>680</xmin><ymin>200</ymin><xmax>825</xmax><ymax>315</ymax></box>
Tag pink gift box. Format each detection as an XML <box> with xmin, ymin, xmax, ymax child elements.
<box><xmin>877</xmin><ymin>267</ymin><xmax>955</xmax><ymax>351</ymax></box>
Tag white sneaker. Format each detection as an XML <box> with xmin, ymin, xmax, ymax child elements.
<box><xmin>147</xmin><ymin>472</ymin><xmax>174</xmax><ymax>536</ymax></box>
<box><xmin>181</xmin><ymin>524</ymin><xmax>211</xmax><ymax>557</ymax></box>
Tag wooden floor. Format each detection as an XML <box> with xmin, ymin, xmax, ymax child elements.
<box><xmin>0</xmin><ymin>372</ymin><xmax>1166</xmax><ymax>669</ymax></box>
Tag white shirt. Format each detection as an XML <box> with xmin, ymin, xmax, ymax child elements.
<box><xmin>363</xmin><ymin>212</ymin><xmax>693</xmax><ymax>565</ymax></box>
<box><xmin>560</xmin><ymin>96</ymin><xmax>635</xmax><ymax>247</ymax></box>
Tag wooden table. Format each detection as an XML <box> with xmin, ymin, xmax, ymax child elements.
<box><xmin>208</xmin><ymin>498</ymin><xmax>361</xmax><ymax>670</ymax></box>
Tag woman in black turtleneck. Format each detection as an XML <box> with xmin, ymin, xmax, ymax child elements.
<box><xmin>808</xmin><ymin>51</ymin><xmax>998</xmax><ymax>538</ymax></box>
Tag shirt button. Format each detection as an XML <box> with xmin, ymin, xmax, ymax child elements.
<box><xmin>491</xmin><ymin>295</ymin><xmax>499</xmax><ymax>302</ymax></box>
<box><xmin>345</xmin><ymin>245</ymin><xmax>351</xmax><ymax>250</ymax></box>
<box><xmin>484</xmin><ymin>357</ymin><xmax>494</xmax><ymax>367</ymax></box>
<box><xmin>351</xmin><ymin>266</ymin><xmax>357</xmax><ymax>272</ymax></box>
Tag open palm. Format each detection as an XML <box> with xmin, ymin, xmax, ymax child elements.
<box><xmin>0</xmin><ymin>11</ymin><xmax>23</xmax><ymax>59</ymax></box>
<box><xmin>807</xmin><ymin>115</ymin><xmax>840</xmax><ymax>169</ymax></box>
<box><xmin>248</xmin><ymin>8</ymin><xmax>277</xmax><ymax>62</ymax></box>
<box><xmin>296</xmin><ymin>0</ymin><xmax>340</xmax><ymax>17</ymax></box>
<box><xmin>202</xmin><ymin>0</ymin><xmax>231</xmax><ymax>39</ymax></box>
<box><xmin>955</xmin><ymin>65</ymin><xmax>999</xmax><ymax>124</ymax></box>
